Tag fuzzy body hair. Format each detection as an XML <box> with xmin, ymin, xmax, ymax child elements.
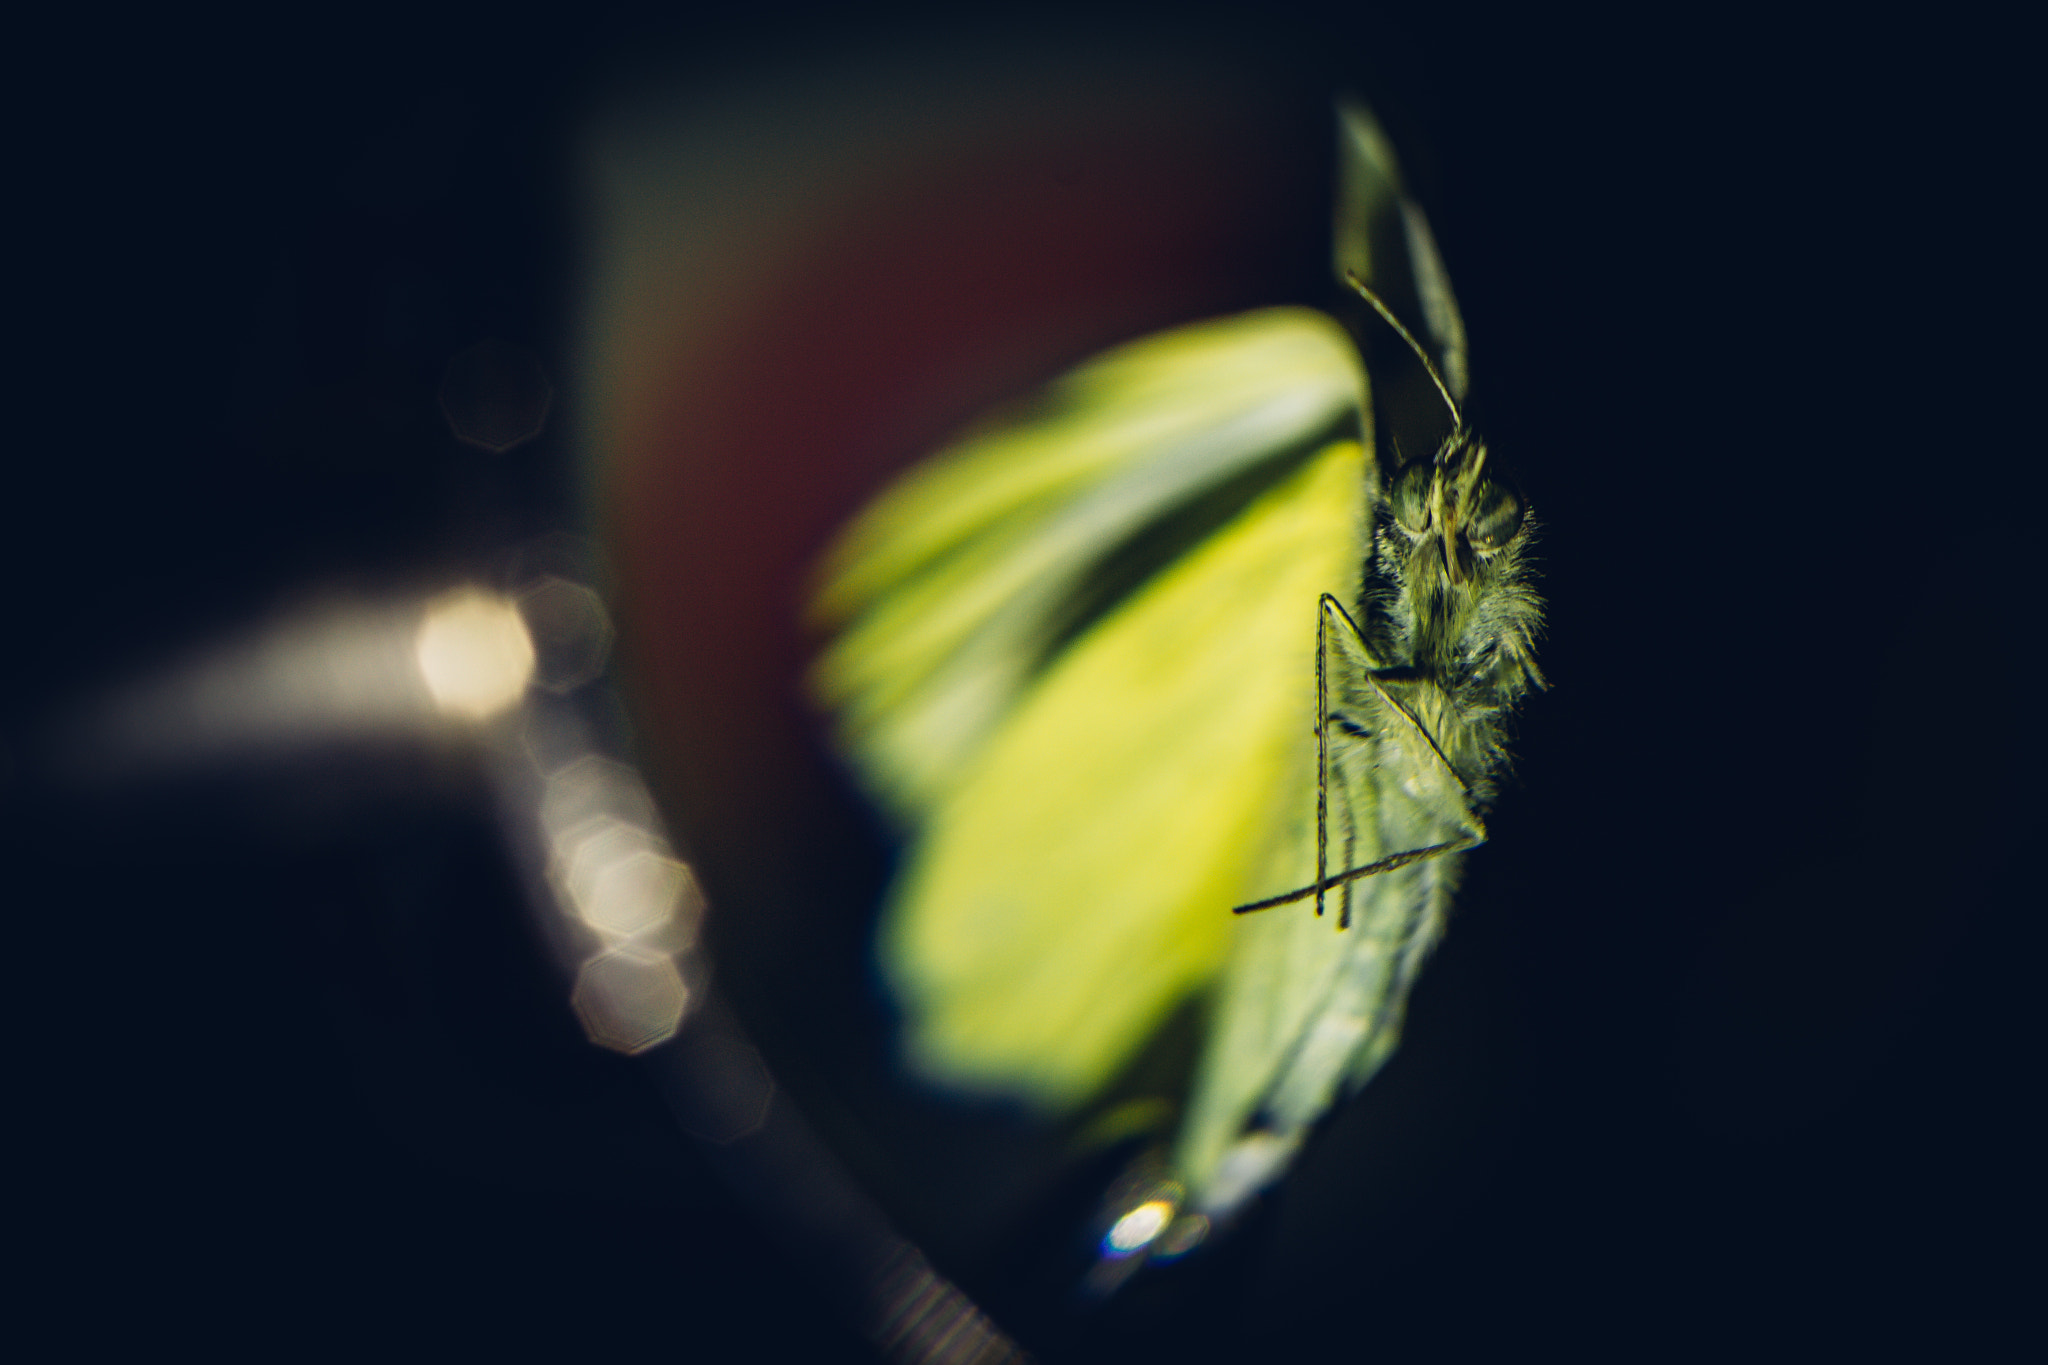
<box><xmin>1357</xmin><ymin>430</ymin><xmax>1545</xmax><ymax>808</ymax></box>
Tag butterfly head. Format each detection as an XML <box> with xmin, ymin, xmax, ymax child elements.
<box><xmin>1345</xmin><ymin>271</ymin><xmax>1528</xmax><ymax>586</ymax></box>
<box><xmin>1387</xmin><ymin>429</ymin><xmax>1526</xmax><ymax>585</ymax></box>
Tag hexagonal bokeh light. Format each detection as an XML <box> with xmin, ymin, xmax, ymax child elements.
<box><xmin>437</xmin><ymin>338</ymin><xmax>552</xmax><ymax>453</ymax></box>
<box><xmin>415</xmin><ymin>588</ymin><xmax>535</xmax><ymax>720</ymax></box>
<box><xmin>565</xmin><ymin>825</ymin><xmax>705</xmax><ymax>942</ymax></box>
<box><xmin>532</xmin><ymin>752</ymin><xmax>707</xmax><ymax>1052</ymax></box>
<box><xmin>516</xmin><ymin>575</ymin><xmax>613</xmax><ymax>694</ymax></box>
<box><xmin>570</xmin><ymin>947</ymin><xmax>691</xmax><ymax>1055</ymax></box>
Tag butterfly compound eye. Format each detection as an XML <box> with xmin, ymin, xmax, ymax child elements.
<box><xmin>1464</xmin><ymin>480</ymin><xmax>1525</xmax><ymax>551</ymax></box>
<box><xmin>1390</xmin><ymin>461</ymin><xmax>1434</xmax><ymax>533</ymax></box>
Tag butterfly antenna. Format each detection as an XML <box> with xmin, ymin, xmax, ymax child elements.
<box><xmin>1345</xmin><ymin>271</ymin><xmax>1462</xmax><ymax>428</ymax></box>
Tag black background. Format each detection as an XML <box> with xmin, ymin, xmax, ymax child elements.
<box><xmin>15</xmin><ymin>4</ymin><xmax>2035</xmax><ymax>1359</ymax></box>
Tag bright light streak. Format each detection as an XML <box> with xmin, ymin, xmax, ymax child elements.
<box><xmin>1102</xmin><ymin>1199</ymin><xmax>1175</xmax><ymax>1257</ymax></box>
<box><xmin>415</xmin><ymin>588</ymin><xmax>535</xmax><ymax>719</ymax></box>
<box><xmin>71</xmin><ymin>589</ymin><xmax>530</xmax><ymax>778</ymax></box>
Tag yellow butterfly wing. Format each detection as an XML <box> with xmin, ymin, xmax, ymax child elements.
<box><xmin>810</xmin><ymin>309</ymin><xmax>1369</xmax><ymax>1110</ymax></box>
<box><xmin>810</xmin><ymin>103</ymin><xmax>1522</xmax><ymax>1237</ymax></box>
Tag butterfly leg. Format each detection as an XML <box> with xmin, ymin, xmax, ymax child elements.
<box><xmin>1232</xmin><ymin>594</ymin><xmax>1485</xmax><ymax>924</ymax></box>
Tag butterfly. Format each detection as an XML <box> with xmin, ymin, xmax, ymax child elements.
<box><xmin>807</xmin><ymin>99</ymin><xmax>1543</xmax><ymax>1275</ymax></box>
